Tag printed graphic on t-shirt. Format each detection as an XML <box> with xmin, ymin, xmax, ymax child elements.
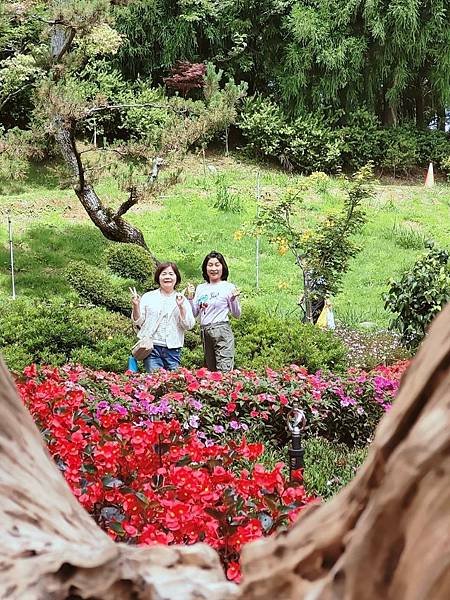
<box><xmin>198</xmin><ymin>293</ymin><xmax>209</xmax><ymax>310</ymax></box>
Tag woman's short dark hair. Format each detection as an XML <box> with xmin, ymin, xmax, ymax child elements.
<box><xmin>154</xmin><ymin>262</ymin><xmax>181</xmax><ymax>286</ymax></box>
<box><xmin>202</xmin><ymin>251</ymin><xmax>229</xmax><ymax>282</ymax></box>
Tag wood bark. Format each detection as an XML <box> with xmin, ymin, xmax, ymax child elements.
<box><xmin>414</xmin><ymin>80</ymin><xmax>425</xmax><ymax>129</ymax></box>
<box><xmin>436</xmin><ymin>106</ymin><xmax>447</xmax><ymax>132</ymax></box>
<box><xmin>54</xmin><ymin>118</ymin><xmax>158</xmax><ymax>263</ymax></box>
<box><xmin>1</xmin><ymin>304</ymin><xmax>450</xmax><ymax>599</ymax></box>
<box><xmin>49</xmin><ymin>8</ymin><xmax>157</xmax><ymax>260</ymax></box>
<box><xmin>239</xmin><ymin>303</ymin><xmax>450</xmax><ymax>599</ymax></box>
<box><xmin>0</xmin><ymin>356</ymin><xmax>237</xmax><ymax>600</ymax></box>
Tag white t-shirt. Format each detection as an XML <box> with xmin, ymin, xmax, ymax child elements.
<box><xmin>190</xmin><ymin>281</ymin><xmax>241</xmax><ymax>326</ymax></box>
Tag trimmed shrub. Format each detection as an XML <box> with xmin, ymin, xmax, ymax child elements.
<box><xmin>1</xmin><ymin>301</ymin><xmax>345</xmax><ymax>374</ymax></box>
<box><xmin>182</xmin><ymin>304</ymin><xmax>348</xmax><ymax>373</ymax></box>
<box><xmin>384</xmin><ymin>243</ymin><xmax>450</xmax><ymax>347</ymax></box>
<box><xmin>238</xmin><ymin>98</ymin><xmax>343</xmax><ymax>173</ymax></box>
<box><xmin>303</xmin><ymin>437</ymin><xmax>367</xmax><ymax>498</ymax></box>
<box><xmin>380</xmin><ymin>126</ymin><xmax>419</xmax><ymax>175</ymax></box>
<box><xmin>238</xmin><ymin>99</ymin><xmax>450</xmax><ymax>174</ymax></box>
<box><xmin>66</xmin><ymin>260</ymin><xmax>131</xmax><ymax>314</ymax></box>
<box><xmin>341</xmin><ymin>110</ymin><xmax>384</xmax><ymax>170</ymax></box>
<box><xmin>234</xmin><ymin>305</ymin><xmax>347</xmax><ymax>372</ymax></box>
<box><xmin>283</xmin><ymin>115</ymin><xmax>343</xmax><ymax>173</ymax></box>
<box><xmin>0</xmin><ymin>298</ymin><xmax>133</xmax><ymax>372</ymax></box>
<box><xmin>238</xmin><ymin>95</ymin><xmax>286</xmax><ymax>157</ymax></box>
<box><xmin>416</xmin><ymin>128</ymin><xmax>450</xmax><ymax>167</ymax></box>
<box><xmin>104</xmin><ymin>243</ymin><xmax>155</xmax><ymax>284</ymax></box>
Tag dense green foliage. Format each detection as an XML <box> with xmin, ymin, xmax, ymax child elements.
<box><xmin>303</xmin><ymin>438</ymin><xmax>367</xmax><ymax>498</ymax></box>
<box><xmin>105</xmin><ymin>242</ymin><xmax>155</xmax><ymax>284</ymax></box>
<box><xmin>0</xmin><ymin>294</ymin><xmax>347</xmax><ymax>375</ymax></box>
<box><xmin>384</xmin><ymin>243</ymin><xmax>450</xmax><ymax>347</ymax></box>
<box><xmin>112</xmin><ymin>0</ymin><xmax>450</xmax><ymax>130</ymax></box>
<box><xmin>183</xmin><ymin>304</ymin><xmax>348</xmax><ymax>372</ymax></box>
<box><xmin>66</xmin><ymin>260</ymin><xmax>131</xmax><ymax>315</ymax></box>
<box><xmin>0</xmin><ymin>297</ymin><xmax>133</xmax><ymax>371</ymax></box>
<box><xmin>1</xmin><ymin>0</ymin><xmax>449</xmax><ymax>154</ymax></box>
<box><xmin>239</xmin><ymin>99</ymin><xmax>450</xmax><ymax>174</ymax></box>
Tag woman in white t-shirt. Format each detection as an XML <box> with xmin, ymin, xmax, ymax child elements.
<box><xmin>187</xmin><ymin>251</ymin><xmax>241</xmax><ymax>372</ymax></box>
<box><xmin>131</xmin><ymin>262</ymin><xmax>195</xmax><ymax>372</ymax></box>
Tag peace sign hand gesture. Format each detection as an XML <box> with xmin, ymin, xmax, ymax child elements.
<box><xmin>129</xmin><ymin>286</ymin><xmax>140</xmax><ymax>309</ymax></box>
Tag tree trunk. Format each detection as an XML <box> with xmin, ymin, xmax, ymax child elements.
<box><xmin>55</xmin><ymin>118</ymin><xmax>158</xmax><ymax>261</ymax></box>
<box><xmin>382</xmin><ymin>103</ymin><xmax>397</xmax><ymax>127</ymax></box>
<box><xmin>50</xmin><ymin>6</ymin><xmax>157</xmax><ymax>262</ymax></box>
<box><xmin>414</xmin><ymin>81</ymin><xmax>425</xmax><ymax>129</ymax></box>
<box><xmin>436</xmin><ymin>106</ymin><xmax>447</xmax><ymax>132</ymax></box>
<box><xmin>381</xmin><ymin>82</ymin><xmax>398</xmax><ymax>127</ymax></box>
<box><xmin>1</xmin><ymin>305</ymin><xmax>450</xmax><ymax>598</ymax></box>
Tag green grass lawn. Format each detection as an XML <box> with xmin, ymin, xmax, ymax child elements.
<box><xmin>1</xmin><ymin>152</ymin><xmax>449</xmax><ymax>328</ymax></box>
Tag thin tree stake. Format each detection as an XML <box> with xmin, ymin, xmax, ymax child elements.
<box><xmin>7</xmin><ymin>213</ymin><xmax>16</xmax><ymax>299</ymax></box>
<box><xmin>256</xmin><ymin>171</ymin><xmax>261</xmax><ymax>289</ymax></box>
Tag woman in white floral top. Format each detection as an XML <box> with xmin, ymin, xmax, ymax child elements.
<box><xmin>131</xmin><ymin>262</ymin><xmax>194</xmax><ymax>372</ymax></box>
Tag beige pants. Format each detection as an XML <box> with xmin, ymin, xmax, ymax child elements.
<box><xmin>201</xmin><ymin>322</ymin><xmax>235</xmax><ymax>372</ymax></box>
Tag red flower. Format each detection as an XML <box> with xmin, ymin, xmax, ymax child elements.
<box><xmin>278</xmin><ymin>394</ymin><xmax>289</xmax><ymax>406</ymax></box>
<box><xmin>226</xmin><ymin>561</ymin><xmax>241</xmax><ymax>582</ymax></box>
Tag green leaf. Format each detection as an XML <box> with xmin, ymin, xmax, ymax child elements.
<box><xmin>109</xmin><ymin>522</ymin><xmax>125</xmax><ymax>535</ymax></box>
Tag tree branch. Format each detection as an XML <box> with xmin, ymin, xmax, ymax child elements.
<box><xmin>0</xmin><ymin>83</ymin><xmax>33</xmax><ymax>111</ymax></box>
<box><xmin>84</xmin><ymin>103</ymin><xmax>197</xmax><ymax>117</ymax></box>
<box><xmin>53</xmin><ymin>116</ymin><xmax>158</xmax><ymax>260</ymax></box>
<box><xmin>113</xmin><ymin>186</ymin><xmax>138</xmax><ymax>220</ymax></box>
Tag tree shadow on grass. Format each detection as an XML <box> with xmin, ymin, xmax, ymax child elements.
<box><xmin>0</xmin><ymin>223</ymin><xmax>109</xmax><ymax>298</ymax></box>
<box><xmin>0</xmin><ymin>161</ymin><xmax>66</xmax><ymax>196</ymax></box>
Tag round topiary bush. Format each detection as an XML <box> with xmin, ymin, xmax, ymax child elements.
<box><xmin>104</xmin><ymin>243</ymin><xmax>155</xmax><ymax>284</ymax></box>
<box><xmin>0</xmin><ymin>297</ymin><xmax>134</xmax><ymax>372</ymax></box>
<box><xmin>66</xmin><ymin>261</ymin><xmax>131</xmax><ymax>315</ymax></box>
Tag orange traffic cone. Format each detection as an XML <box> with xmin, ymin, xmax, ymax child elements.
<box><xmin>425</xmin><ymin>162</ymin><xmax>434</xmax><ymax>187</ymax></box>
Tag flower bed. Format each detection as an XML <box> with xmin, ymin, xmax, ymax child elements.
<box><xmin>18</xmin><ymin>365</ymin><xmax>319</xmax><ymax>581</ymax></box>
<box><xmin>16</xmin><ymin>361</ymin><xmax>408</xmax><ymax>580</ymax></box>
<box><xmin>21</xmin><ymin>361</ymin><xmax>407</xmax><ymax>448</ymax></box>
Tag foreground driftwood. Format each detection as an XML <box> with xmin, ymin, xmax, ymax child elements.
<box><xmin>239</xmin><ymin>304</ymin><xmax>450</xmax><ymax>599</ymax></box>
<box><xmin>0</xmin><ymin>358</ymin><xmax>236</xmax><ymax>599</ymax></box>
<box><xmin>1</xmin><ymin>305</ymin><xmax>449</xmax><ymax>599</ymax></box>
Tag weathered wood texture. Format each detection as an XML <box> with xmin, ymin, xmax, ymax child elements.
<box><xmin>1</xmin><ymin>304</ymin><xmax>449</xmax><ymax>599</ymax></box>
<box><xmin>239</xmin><ymin>303</ymin><xmax>450</xmax><ymax>600</ymax></box>
<box><xmin>0</xmin><ymin>357</ymin><xmax>236</xmax><ymax>600</ymax></box>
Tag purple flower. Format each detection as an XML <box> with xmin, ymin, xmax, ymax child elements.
<box><xmin>190</xmin><ymin>398</ymin><xmax>203</xmax><ymax>410</ymax></box>
<box><xmin>340</xmin><ymin>396</ymin><xmax>356</xmax><ymax>407</ymax></box>
<box><xmin>95</xmin><ymin>401</ymin><xmax>109</xmax><ymax>418</ymax></box>
<box><xmin>189</xmin><ymin>415</ymin><xmax>199</xmax><ymax>429</ymax></box>
<box><xmin>230</xmin><ymin>420</ymin><xmax>240</xmax><ymax>430</ymax></box>
<box><xmin>157</xmin><ymin>399</ymin><xmax>172</xmax><ymax>414</ymax></box>
<box><xmin>213</xmin><ymin>425</ymin><xmax>225</xmax><ymax>434</ymax></box>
